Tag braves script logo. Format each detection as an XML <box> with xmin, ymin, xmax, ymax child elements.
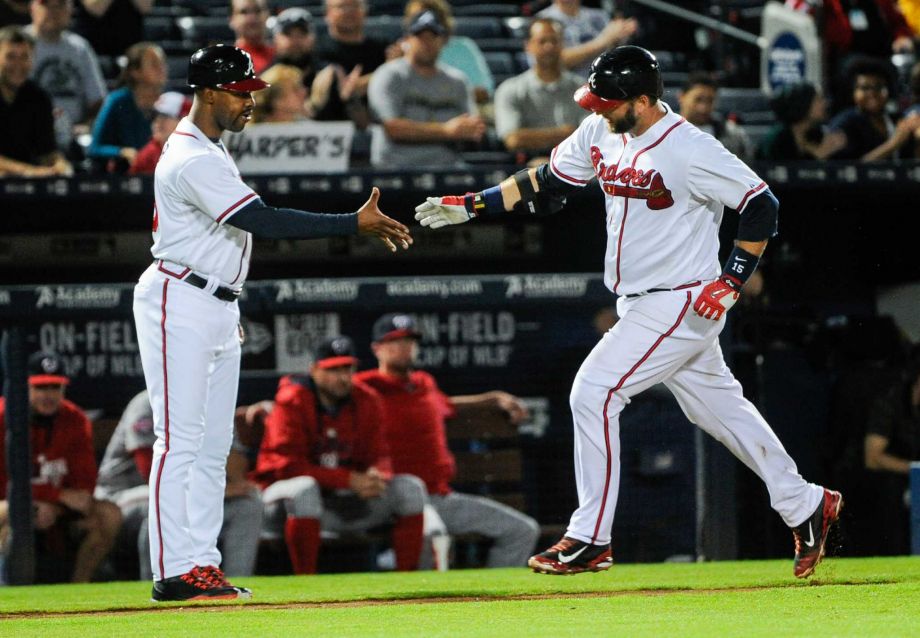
<box><xmin>590</xmin><ymin>146</ymin><xmax>673</xmax><ymax>210</ymax></box>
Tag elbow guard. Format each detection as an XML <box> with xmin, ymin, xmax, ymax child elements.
<box><xmin>737</xmin><ymin>189</ymin><xmax>779</xmax><ymax>241</ymax></box>
<box><xmin>510</xmin><ymin>165</ymin><xmax>578</xmax><ymax>216</ymax></box>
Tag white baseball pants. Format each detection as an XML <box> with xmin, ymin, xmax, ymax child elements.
<box><xmin>133</xmin><ymin>264</ymin><xmax>241</xmax><ymax>581</ymax></box>
<box><xmin>566</xmin><ymin>283</ymin><xmax>824</xmax><ymax>545</ymax></box>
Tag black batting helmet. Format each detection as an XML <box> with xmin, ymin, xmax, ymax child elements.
<box><xmin>187</xmin><ymin>44</ymin><xmax>269</xmax><ymax>92</ymax></box>
<box><xmin>574</xmin><ymin>46</ymin><xmax>663</xmax><ymax>113</ymax></box>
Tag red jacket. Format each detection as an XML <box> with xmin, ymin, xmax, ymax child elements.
<box><xmin>0</xmin><ymin>398</ymin><xmax>97</xmax><ymax>503</ymax></box>
<box><xmin>253</xmin><ymin>376</ymin><xmax>391</xmax><ymax>490</ymax></box>
<box><xmin>128</xmin><ymin>138</ymin><xmax>164</xmax><ymax>175</ymax></box>
<box><xmin>355</xmin><ymin>369</ymin><xmax>456</xmax><ymax>496</ymax></box>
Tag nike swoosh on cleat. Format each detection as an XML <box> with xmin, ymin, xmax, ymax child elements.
<box><xmin>558</xmin><ymin>546</ymin><xmax>588</xmax><ymax>564</ymax></box>
<box><xmin>804</xmin><ymin>522</ymin><xmax>815</xmax><ymax>548</ymax></box>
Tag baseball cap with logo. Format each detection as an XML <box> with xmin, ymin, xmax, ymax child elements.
<box><xmin>406</xmin><ymin>10</ymin><xmax>446</xmax><ymax>36</ymax></box>
<box><xmin>27</xmin><ymin>351</ymin><xmax>70</xmax><ymax>386</ymax></box>
<box><xmin>372</xmin><ymin>313</ymin><xmax>421</xmax><ymax>342</ymax></box>
<box><xmin>272</xmin><ymin>7</ymin><xmax>313</xmax><ymax>36</ymax></box>
<box><xmin>314</xmin><ymin>336</ymin><xmax>359</xmax><ymax>369</ymax></box>
<box><xmin>153</xmin><ymin>91</ymin><xmax>192</xmax><ymax>119</ymax></box>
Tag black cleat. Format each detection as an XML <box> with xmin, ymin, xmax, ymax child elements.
<box><xmin>528</xmin><ymin>536</ymin><xmax>613</xmax><ymax>575</ymax></box>
<box><xmin>792</xmin><ymin>488</ymin><xmax>843</xmax><ymax>578</ymax></box>
<box><xmin>151</xmin><ymin>567</ymin><xmax>244</xmax><ymax>602</ymax></box>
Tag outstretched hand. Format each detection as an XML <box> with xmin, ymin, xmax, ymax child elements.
<box><xmin>414</xmin><ymin>196</ymin><xmax>475</xmax><ymax>229</ymax></box>
<box><xmin>357</xmin><ymin>187</ymin><xmax>412</xmax><ymax>252</ymax></box>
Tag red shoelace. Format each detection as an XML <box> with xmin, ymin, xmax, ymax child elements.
<box><xmin>196</xmin><ymin>565</ymin><xmax>231</xmax><ymax>587</ymax></box>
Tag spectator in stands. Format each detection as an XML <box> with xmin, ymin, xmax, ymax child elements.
<box><xmin>787</xmin><ymin>1</ymin><xmax>914</xmax><ymax>105</ymax></box>
<box><xmin>271</xmin><ymin>7</ymin><xmax>317</xmax><ymax>88</ymax></box>
<box><xmin>86</xmin><ymin>41</ymin><xmax>164</xmax><ymax>172</ymax></box>
<box><xmin>0</xmin><ymin>25</ymin><xmax>72</xmax><ymax>176</ymax></box>
<box><xmin>230</xmin><ymin>0</ymin><xmax>274</xmax><ymax>75</ymax></box>
<box><xmin>494</xmin><ymin>17</ymin><xmax>585</xmax><ymax>162</ymax></box>
<box><xmin>401</xmin><ymin>0</ymin><xmax>493</xmax><ymax>105</ymax></box>
<box><xmin>312</xmin><ymin>0</ymin><xmax>389</xmax><ymax>123</ymax></box>
<box><xmin>677</xmin><ymin>72</ymin><xmax>752</xmax><ymax>161</ymax></box>
<box><xmin>862</xmin><ymin>355</ymin><xmax>920</xmax><ymax>555</ymax></box>
<box><xmin>757</xmin><ymin>82</ymin><xmax>847</xmax><ymax>161</ymax></box>
<box><xmin>829</xmin><ymin>57</ymin><xmax>920</xmax><ymax>160</ymax></box>
<box><xmin>253</xmin><ymin>336</ymin><xmax>426</xmax><ymax>574</ymax></box>
<box><xmin>70</xmin><ymin>0</ymin><xmax>150</xmax><ymax>57</ymax></box>
<box><xmin>26</xmin><ymin>0</ymin><xmax>107</xmax><ymax>157</ymax></box>
<box><xmin>95</xmin><ymin>390</ymin><xmax>262</xmax><ymax>579</ymax></box>
<box><xmin>537</xmin><ymin>0</ymin><xmax>638</xmax><ymax>77</ymax></box>
<box><xmin>0</xmin><ymin>0</ymin><xmax>31</xmax><ymax>26</ymax></box>
<box><xmin>368</xmin><ymin>9</ymin><xmax>484</xmax><ymax>168</ymax></box>
<box><xmin>0</xmin><ymin>351</ymin><xmax>122</xmax><ymax>583</ymax></box>
<box><xmin>251</xmin><ymin>64</ymin><xmax>311</xmax><ymax>123</ymax></box>
<box><xmin>128</xmin><ymin>90</ymin><xmax>190</xmax><ymax>174</ymax></box>
<box><xmin>356</xmin><ymin>314</ymin><xmax>540</xmax><ymax>568</ymax></box>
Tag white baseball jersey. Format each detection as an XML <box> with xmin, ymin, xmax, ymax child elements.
<box><xmin>534</xmin><ymin>104</ymin><xmax>824</xmax><ymax>554</ymax></box>
<box><xmin>549</xmin><ymin>105</ymin><xmax>766</xmax><ymax>296</ymax></box>
<box><xmin>152</xmin><ymin>118</ymin><xmax>256</xmax><ymax>288</ymax></box>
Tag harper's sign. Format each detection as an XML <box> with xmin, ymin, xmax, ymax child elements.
<box><xmin>224</xmin><ymin>121</ymin><xmax>355</xmax><ymax>174</ymax></box>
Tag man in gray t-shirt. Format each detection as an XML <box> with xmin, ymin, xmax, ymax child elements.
<box><xmin>537</xmin><ymin>1</ymin><xmax>637</xmax><ymax>77</ymax></box>
<box><xmin>494</xmin><ymin>18</ymin><xmax>586</xmax><ymax>160</ymax></box>
<box><xmin>25</xmin><ymin>0</ymin><xmax>107</xmax><ymax>151</ymax></box>
<box><xmin>367</xmin><ymin>9</ymin><xmax>484</xmax><ymax>168</ymax></box>
<box><xmin>96</xmin><ymin>390</ymin><xmax>263</xmax><ymax>579</ymax></box>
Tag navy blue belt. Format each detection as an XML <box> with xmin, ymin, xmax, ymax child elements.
<box><xmin>624</xmin><ymin>280</ymin><xmax>701</xmax><ymax>299</ymax></box>
<box><xmin>184</xmin><ymin>273</ymin><xmax>240</xmax><ymax>302</ymax></box>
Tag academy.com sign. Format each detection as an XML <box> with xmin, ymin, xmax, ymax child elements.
<box><xmin>35</xmin><ymin>285</ymin><xmax>122</xmax><ymax>309</ymax></box>
<box><xmin>225</xmin><ymin>121</ymin><xmax>355</xmax><ymax>174</ymax></box>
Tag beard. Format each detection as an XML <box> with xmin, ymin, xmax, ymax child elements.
<box><xmin>608</xmin><ymin>104</ymin><xmax>638</xmax><ymax>134</ymax></box>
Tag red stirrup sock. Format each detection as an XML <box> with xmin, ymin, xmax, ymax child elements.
<box><xmin>284</xmin><ymin>517</ymin><xmax>321</xmax><ymax>575</ymax></box>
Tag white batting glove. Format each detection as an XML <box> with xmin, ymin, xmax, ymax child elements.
<box><xmin>414</xmin><ymin>196</ymin><xmax>475</xmax><ymax>229</ymax></box>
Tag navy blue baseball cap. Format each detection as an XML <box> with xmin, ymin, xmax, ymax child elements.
<box><xmin>28</xmin><ymin>351</ymin><xmax>69</xmax><ymax>386</ymax></box>
<box><xmin>314</xmin><ymin>336</ymin><xmax>358</xmax><ymax>369</ymax></box>
<box><xmin>372</xmin><ymin>313</ymin><xmax>421</xmax><ymax>342</ymax></box>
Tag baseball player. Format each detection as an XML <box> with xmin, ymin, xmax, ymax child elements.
<box><xmin>253</xmin><ymin>336</ymin><xmax>426</xmax><ymax>574</ymax></box>
<box><xmin>414</xmin><ymin>46</ymin><xmax>843</xmax><ymax>578</ymax></box>
<box><xmin>133</xmin><ymin>44</ymin><xmax>411</xmax><ymax>602</ymax></box>
<box><xmin>356</xmin><ymin>314</ymin><xmax>540</xmax><ymax>569</ymax></box>
<box><xmin>94</xmin><ymin>390</ymin><xmax>263</xmax><ymax>581</ymax></box>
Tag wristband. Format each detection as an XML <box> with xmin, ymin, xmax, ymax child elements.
<box><xmin>464</xmin><ymin>185</ymin><xmax>504</xmax><ymax>217</ymax></box>
<box><xmin>721</xmin><ymin>245</ymin><xmax>760</xmax><ymax>292</ymax></box>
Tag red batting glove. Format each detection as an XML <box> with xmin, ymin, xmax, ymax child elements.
<box><xmin>693</xmin><ymin>277</ymin><xmax>741</xmax><ymax>321</ymax></box>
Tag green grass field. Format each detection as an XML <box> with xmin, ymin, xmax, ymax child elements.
<box><xmin>1</xmin><ymin>557</ymin><xmax>918</xmax><ymax>637</ymax></box>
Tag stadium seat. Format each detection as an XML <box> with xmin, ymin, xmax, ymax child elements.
<box><xmin>453</xmin><ymin>16</ymin><xmax>503</xmax><ymax>39</ymax></box>
<box><xmin>502</xmin><ymin>16</ymin><xmax>529</xmax><ymax>39</ymax></box>
<box><xmin>476</xmin><ymin>38</ymin><xmax>525</xmax><ymax>54</ymax></box>
<box><xmin>364</xmin><ymin>15</ymin><xmax>403</xmax><ymax>45</ymax></box>
<box><xmin>176</xmin><ymin>16</ymin><xmax>235</xmax><ymax>48</ymax></box>
<box><xmin>717</xmin><ymin>87</ymin><xmax>771</xmax><ymax>115</ymax></box>
<box><xmin>483</xmin><ymin>51</ymin><xmax>515</xmax><ymax>77</ymax></box>
<box><xmin>143</xmin><ymin>16</ymin><xmax>178</xmax><ymax>42</ymax></box>
<box><xmin>175</xmin><ymin>0</ymin><xmax>227</xmax><ymax>17</ymax></box>
<box><xmin>453</xmin><ymin>4</ymin><xmax>520</xmax><ymax>18</ymax></box>
<box><xmin>368</xmin><ymin>0</ymin><xmax>406</xmax><ymax>16</ymax></box>
<box><xmin>166</xmin><ymin>55</ymin><xmax>190</xmax><ymax>82</ymax></box>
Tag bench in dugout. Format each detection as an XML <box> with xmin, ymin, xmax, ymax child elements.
<box><xmin>233</xmin><ymin>402</ymin><xmax>540</xmax><ymax>573</ymax></box>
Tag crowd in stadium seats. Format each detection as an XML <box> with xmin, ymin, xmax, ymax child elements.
<box><xmin>4</xmin><ymin>0</ymin><xmax>920</xmax><ymax>179</ymax></box>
